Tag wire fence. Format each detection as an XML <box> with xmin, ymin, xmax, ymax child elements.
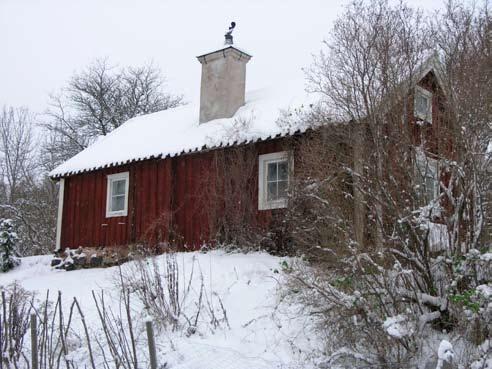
<box><xmin>25</xmin><ymin>312</ymin><xmax>300</xmax><ymax>369</ymax></box>
<box><xmin>165</xmin><ymin>342</ymin><xmax>296</xmax><ymax>369</ymax></box>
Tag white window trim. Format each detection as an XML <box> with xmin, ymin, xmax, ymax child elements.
<box><xmin>414</xmin><ymin>86</ymin><xmax>433</xmax><ymax>124</ymax></box>
<box><xmin>106</xmin><ymin>172</ymin><xmax>129</xmax><ymax>218</ymax></box>
<box><xmin>55</xmin><ymin>178</ymin><xmax>65</xmax><ymax>251</ymax></box>
<box><xmin>258</xmin><ymin>151</ymin><xmax>293</xmax><ymax>211</ymax></box>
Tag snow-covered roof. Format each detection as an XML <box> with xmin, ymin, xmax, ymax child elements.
<box><xmin>50</xmin><ymin>84</ymin><xmax>310</xmax><ymax>178</ymax></box>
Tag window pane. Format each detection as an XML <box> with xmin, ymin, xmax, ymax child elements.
<box><xmin>278</xmin><ymin>180</ymin><xmax>288</xmax><ymax>198</ymax></box>
<box><xmin>267</xmin><ymin>182</ymin><xmax>277</xmax><ymax>201</ymax></box>
<box><xmin>425</xmin><ymin>176</ymin><xmax>437</xmax><ymax>200</ymax></box>
<box><xmin>416</xmin><ymin>95</ymin><xmax>428</xmax><ymax>115</ymax></box>
<box><xmin>278</xmin><ymin>161</ymin><xmax>288</xmax><ymax>181</ymax></box>
<box><xmin>111</xmin><ymin>195</ymin><xmax>125</xmax><ymax>212</ymax></box>
<box><xmin>112</xmin><ymin>179</ymin><xmax>126</xmax><ymax>196</ymax></box>
<box><xmin>267</xmin><ymin>162</ymin><xmax>277</xmax><ymax>182</ymax></box>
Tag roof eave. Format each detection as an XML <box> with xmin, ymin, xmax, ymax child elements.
<box><xmin>48</xmin><ymin>127</ymin><xmax>309</xmax><ymax>180</ymax></box>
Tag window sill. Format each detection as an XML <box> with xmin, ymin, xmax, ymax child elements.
<box><xmin>258</xmin><ymin>200</ymin><xmax>287</xmax><ymax>211</ymax></box>
<box><xmin>106</xmin><ymin>211</ymin><xmax>128</xmax><ymax>218</ymax></box>
<box><xmin>415</xmin><ymin>117</ymin><xmax>433</xmax><ymax>125</ymax></box>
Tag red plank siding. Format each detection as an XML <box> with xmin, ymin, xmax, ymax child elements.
<box><xmin>60</xmin><ymin>138</ymin><xmax>291</xmax><ymax>250</ymax></box>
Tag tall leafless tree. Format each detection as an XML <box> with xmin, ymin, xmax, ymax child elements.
<box><xmin>284</xmin><ymin>1</ymin><xmax>491</xmax><ymax>367</ymax></box>
<box><xmin>306</xmin><ymin>0</ymin><xmax>430</xmax><ymax>249</ymax></box>
<box><xmin>432</xmin><ymin>0</ymin><xmax>492</xmax><ymax>248</ymax></box>
<box><xmin>44</xmin><ymin>59</ymin><xmax>183</xmax><ymax>166</ymax></box>
<box><xmin>0</xmin><ymin>106</ymin><xmax>36</xmax><ymax>204</ymax></box>
<box><xmin>0</xmin><ymin>106</ymin><xmax>58</xmax><ymax>256</ymax></box>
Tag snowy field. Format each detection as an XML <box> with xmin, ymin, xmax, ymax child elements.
<box><xmin>0</xmin><ymin>251</ymin><xmax>321</xmax><ymax>369</ymax></box>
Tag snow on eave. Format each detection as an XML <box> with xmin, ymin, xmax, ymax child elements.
<box><xmin>414</xmin><ymin>52</ymin><xmax>447</xmax><ymax>93</ymax></box>
<box><xmin>49</xmin><ymin>126</ymin><xmax>310</xmax><ymax>180</ymax></box>
<box><xmin>387</xmin><ymin>52</ymin><xmax>447</xmax><ymax>106</ymax></box>
<box><xmin>49</xmin><ymin>129</ymin><xmax>308</xmax><ymax>180</ymax></box>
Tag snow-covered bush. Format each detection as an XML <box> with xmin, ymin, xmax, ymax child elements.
<box><xmin>282</xmin><ymin>1</ymin><xmax>491</xmax><ymax>367</ymax></box>
<box><xmin>0</xmin><ymin>219</ymin><xmax>20</xmax><ymax>272</ymax></box>
<box><xmin>118</xmin><ymin>252</ymin><xmax>229</xmax><ymax>333</ymax></box>
<box><xmin>0</xmin><ymin>283</ymin><xmax>33</xmax><ymax>368</ymax></box>
<box><xmin>284</xmin><ymin>245</ymin><xmax>491</xmax><ymax>368</ymax></box>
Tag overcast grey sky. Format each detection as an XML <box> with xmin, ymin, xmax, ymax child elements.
<box><xmin>1</xmin><ymin>0</ymin><xmax>446</xmax><ymax>113</ymax></box>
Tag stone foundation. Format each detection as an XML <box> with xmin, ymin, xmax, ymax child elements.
<box><xmin>51</xmin><ymin>245</ymin><xmax>137</xmax><ymax>271</ymax></box>
<box><xmin>51</xmin><ymin>243</ymin><xmax>194</xmax><ymax>271</ymax></box>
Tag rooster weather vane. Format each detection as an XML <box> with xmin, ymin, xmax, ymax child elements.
<box><xmin>224</xmin><ymin>22</ymin><xmax>236</xmax><ymax>45</ymax></box>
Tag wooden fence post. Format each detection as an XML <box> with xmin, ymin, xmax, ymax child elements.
<box><xmin>30</xmin><ymin>313</ymin><xmax>38</xmax><ymax>369</ymax></box>
<box><xmin>146</xmin><ymin>320</ymin><xmax>157</xmax><ymax>369</ymax></box>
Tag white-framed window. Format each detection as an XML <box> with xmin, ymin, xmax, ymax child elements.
<box><xmin>415</xmin><ymin>153</ymin><xmax>439</xmax><ymax>201</ymax></box>
<box><xmin>258</xmin><ymin>151</ymin><xmax>292</xmax><ymax>210</ymax></box>
<box><xmin>106</xmin><ymin>172</ymin><xmax>129</xmax><ymax>217</ymax></box>
<box><xmin>414</xmin><ymin>86</ymin><xmax>433</xmax><ymax>123</ymax></box>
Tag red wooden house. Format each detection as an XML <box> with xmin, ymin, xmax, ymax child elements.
<box><xmin>50</xmin><ymin>36</ymin><xmax>447</xmax><ymax>252</ymax></box>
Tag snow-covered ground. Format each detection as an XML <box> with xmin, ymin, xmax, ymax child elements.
<box><xmin>0</xmin><ymin>251</ymin><xmax>322</xmax><ymax>369</ymax></box>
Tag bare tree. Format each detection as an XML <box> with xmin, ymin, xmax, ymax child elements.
<box><xmin>0</xmin><ymin>106</ymin><xmax>36</xmax><ymax>204</ymax></box>
<box><xmin>12</xmin><ymin>176</ymin><xmax>58</xmax><ymax>256</ymax></box>
<box><xmin>306</xmin><ymin>0</ymin><xmax>431</xmax><ymax>248</ymax></box>
<box><xmin>44</xmin><ymin>59</ymin><xmax>183</xmax><ymax>166</ymax></box>
<box><xmin>0</xmin><ymin>106</ymin><xmax>56</xmax><ymax>256</ymax></box>
<box><xmin>432</xmin><ymin>0</ymin><xmax>492</xmax><ymax>249</ymax></box>
<box><xmin>284</xmin><ymin>1</ymin><xmax>491</xmax><ymax>368</ymax></box>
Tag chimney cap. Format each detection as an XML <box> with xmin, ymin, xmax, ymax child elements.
<box><xmin>196</xmin><ymin>21</ymin><xmax>252</xmax><ymax>62</ymax></box>
<box><xmin>196</xmin><ymin>45</ymin><xmax>252</xmax><ymax>63</ymax></box>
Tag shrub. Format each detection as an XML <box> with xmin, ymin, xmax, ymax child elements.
<box><xmin>0</xmin><ymin>219</ymin><xmax>20</xmax><ymax>272</ymax></box>
<box><xmin>117</xmin><ymin>252</ymin><xmax>229</xmax><ymax>334</ymax></box>
<box><xmin>0</xmin><ymin>283</ymin><xmax>33</xmax><ymax>368</ymax></box>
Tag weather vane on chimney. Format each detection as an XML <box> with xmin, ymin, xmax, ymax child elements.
<box><xmin>224</xmin><ymin>22</ymin><xmax>236</xmax><ymax>45</ymax></box>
